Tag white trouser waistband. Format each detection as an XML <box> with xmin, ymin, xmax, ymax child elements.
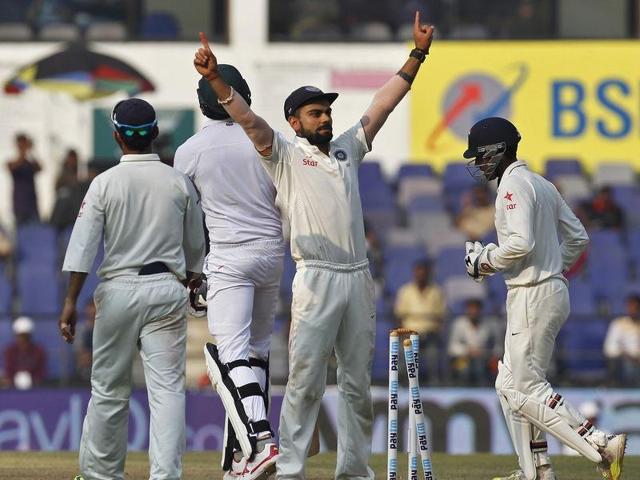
<box><xmin>295</xmin><ymin>259</ymin><xmax>369</xmax><ymax>272</ymax></box>
<box><xmin>210</xmin><ymin>237</ymin><xmax>284</xmax><ymax>250</ymax></box>
<box><xmin>102</xmin><ymin>273</ymin><xmax>178</xmax><ymax>285</ymax></box>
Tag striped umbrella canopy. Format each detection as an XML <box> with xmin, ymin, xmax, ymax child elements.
<box><xmin>4</xmin><ymin>43</ymin><xmax>155</xmax><ymax>101</ymax></box>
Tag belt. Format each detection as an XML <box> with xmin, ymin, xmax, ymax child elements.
<box><xmin>139</xmin><ymin>262</ymin><xmax>171</xmax><ymax>275</ymax></box>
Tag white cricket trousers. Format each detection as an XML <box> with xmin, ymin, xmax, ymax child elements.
<box><xmin>79</xmin><ymin>273</ymin><xmax>187</xmax><ymax>480</ymax></box>
<box><xmin>497</xmin><ymin>277</ymin><xmax>587</xmax><ymax>466</ymax></box>
<box><xmin>277</xmin><ymin>260</ymin><xmax>376</xmax><ymax>480</ymax></box>
<box><xmin>204</xmin><ymin>238</ymin><xmax>284</xmax><ymax>423</ymax></box>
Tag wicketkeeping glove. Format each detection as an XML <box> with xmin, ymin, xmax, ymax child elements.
<box><xmin>464</xmin><ymin>241</ymin><xmax>499</xmax><ymax>282</ymax></box>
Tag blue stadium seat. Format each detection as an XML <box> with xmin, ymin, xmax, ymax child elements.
<box><xmin>384</xmin><ymin>259</ymin><xmax>415</xmax><ymax>297</ymax></box>
<box><xmin>16</xmin><ymin>223</ymin><xmax>57</xmax><ymax>264</ymax></box>
<box><xmin>559</xmin><ymin>317</ymin><xmax>607</xmax><ymax>380</ymax></box>
<box><xmin>0</xmin><ymin>261</ymin><xmax>12</xmax><ymax>314</ymax></box>
<box><xmin>628</xmin><ymin>229</ymin><xmax>640</xmax><ymax>278</ymax></box>
<box><xmin>16</xmin><ymin>265</ymin><xmax>60</xmax><ymax>316</ymax></box>
<box><xmin>486</xmin><ymin>272</ymin><xmax>507</xmax><ymax>314</ymax></box>
<box><xmin>586</xmin><ymin>241</ymin><xmax>628</xmax><ymax>305</ymax></box>
<box><xmin>358</xmin><ymin>161</ymin><xmax>385</xmax><ymax>187</ymax></box>
<box><xmin>442</xmin><ymin>162</ymin><xmax>476</xmax><ymax>192</ymax></box>
<box><xmin>544</xmin><ymin>158</ymin><xmax>582</xmax><ymax>179</ymax></box>
<box><xmin>364</xmin><ymin>208</ymin><xmax>397</xmax><ymax>239</ymax></box>
<box><xmin>383</xmin><ymin>245</ymin><xmax>426</xmax><ymax>266</ymax></box>
<box><xmin>395</xmin><ymin>164</ymin><xmax>434</xmax><ymax>183</ymax></box>
<box><xmin>407</xmin><ymin>195</ymin><xmax>445</xmax><ymax>214</ymax></box>
<box><xmin>568</xmin><ymin>279</ymin><xmax>597</xmax><ymax>316</ymax></box>
<box><xmin>141</xmin><ymin>12</ymin><xmax>180</xmax><ymax>39</ymax></box>
<box><xmin>434</xmin><ymin>246</ymin><xmax>466</xmax><ymax>284</ymax></box>
<box><xmin>372</xmin><ymin>318</ymin><xmax>395</xmax><ymax>382</ymax></box>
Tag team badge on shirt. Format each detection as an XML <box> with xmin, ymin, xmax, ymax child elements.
<box><xmin>334</xmin><ymin>149</ymin><xmax>348</xmax><ymax>161</ymax></box>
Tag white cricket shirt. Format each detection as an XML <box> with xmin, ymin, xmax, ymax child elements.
<box><xmin>259</xmin><ymin>123</ymin><xmax>370</xmax><ymax>264</ymax></box>
<box><xmin>489</xmin><ymin>161</ymin><xmax>589</xmax><ymax>287</ymax></box>
<box><xmin>63</xmin><ymin>153</ymin><xmax>205</xmax><ymax>280</ymax></box>
<box><xmin>174</xmin><ymin>119</ymin><xmax>282</xmax><ymax>245</ymax></box>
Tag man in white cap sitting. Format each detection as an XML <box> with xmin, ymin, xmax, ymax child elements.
<box><xmin>2</xmin><ymin>316</ymin><xmax>46</xmax><ymax>389</ymax></box>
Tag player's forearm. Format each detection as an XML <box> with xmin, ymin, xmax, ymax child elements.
<box><xmin>361</xmin><ymin>56</ymin><xmax>423</xmax><ymax>143</ymax></box>
<box><xmin>489</xmin><ymin>234</ymin><xmax>535</xmax><ymax>271</ymax></box>
<box><xmin>207</xmin><ymin>77</ymin><xmax>273</xmax><ymax>151</ymax></box>
<box><xmin>64</xmin><ymin>272</ymin><xmax>88</xmax><ymax>303</ymax></box>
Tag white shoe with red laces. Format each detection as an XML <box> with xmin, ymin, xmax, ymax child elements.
<box><xmin>240</xmin><ymin>439</ymin><xmax>278</xmax><ymax>480</ymax></box>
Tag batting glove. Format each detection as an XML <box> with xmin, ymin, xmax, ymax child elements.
<box><xmin>464</xmin><ymin>241</ymin><xmax>499</xmax><ymax>282</ymax></box>
<box><xmin>188</xmin><ymin>274</ymin><xmax>208</xmax><ymax>317</ymax></box>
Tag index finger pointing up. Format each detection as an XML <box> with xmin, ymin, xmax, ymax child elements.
<box><xmin>199</xmin><ymin>31</ymin><xmax>211</xmax><ymax>52</ymax></box>
<box><xmin>414</xmin><ymin>10</ymin><xmax>420</xmax><ymax>29</ymax></box>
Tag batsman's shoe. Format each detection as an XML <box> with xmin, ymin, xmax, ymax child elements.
<box><xmin>597</xmin><ymin>434</ymin><xmax>627</xmax><ymax>480</ymax></box>
<box><xmin>491</xmin><ymin>465</ymin><xmax>556</xmax><ymax>480</ymax></box>
<box><xmin>241</xmin><ymin>439</ymin><xmax>278</xmax><ymax>480</ymax></box>
<box><xmin>73</xmin><ymin>476</ymin><xmax>85</xmax><ymax>480</ymax></box>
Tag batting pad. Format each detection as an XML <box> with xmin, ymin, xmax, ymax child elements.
<box><xmin>204</xmin><ymin>343</ymin><xmax>270</xmax><ymax>468</ymax></box>
<box><xmin>500</xmin><ymin>387</ymin><xmax>602</xmax><ymax>463</ymax></box>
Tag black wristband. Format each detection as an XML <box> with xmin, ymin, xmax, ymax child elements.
<box><xmin>397</xmin><ymin>70</ymin><xmax>415</xmax><ymax>85</ymax></box>
<box><xmin>410</xmin><ymin>47</ymin><xmax>428</xmax><ymax>63</ymax></box>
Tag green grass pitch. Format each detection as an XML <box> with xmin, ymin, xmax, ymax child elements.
<box><xmin>1</xmin><ymin>452</ymin><xmax>637</xmax><ymax>479</ymax></box>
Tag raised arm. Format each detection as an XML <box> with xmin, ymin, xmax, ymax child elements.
<box><xmin>361</xmin><ymin>12</ymin><xmax>434</xmax><ymax>146</ymax></box>
<box><xmin>194</xmin><ymin>32</ymin><xmax>274</xmax><ymax>154</ymax></box>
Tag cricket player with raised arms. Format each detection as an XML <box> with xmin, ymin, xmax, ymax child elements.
<box><xmin>193</xmin><ymin>11</ymin><xmax>434</xmax><ymax>479</ymax></box>
<box><xmin>462</xmin><ymin>117</ymin><xmax>627</xmax><ymax>480</ymax></box>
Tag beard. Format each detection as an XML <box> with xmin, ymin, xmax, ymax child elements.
<box><xmin>299</xmin><ymin>124</ymin><xmax>333</xmax><ymax>146</ymax></box>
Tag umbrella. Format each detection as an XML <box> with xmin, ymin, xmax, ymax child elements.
<box><xmin>4</xmin><ymin>43</ymin><xmax>155</xmax><ymax>101</ymax></box>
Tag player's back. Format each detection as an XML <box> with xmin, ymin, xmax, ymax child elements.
<box><xmin>97</xmin><ymin>159</ymin><xmax>196</xmax><ymax>277</ymax></box>
<box><xmin>175</xmin><ymin>119</ymin><xmax>282</xmax><ymax>244</ymax></box>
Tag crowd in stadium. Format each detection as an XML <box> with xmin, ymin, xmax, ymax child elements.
<box><xmin>1</xmin><ymin>130</ymin><xmax>639</xmax><ymax>390</ymax></box>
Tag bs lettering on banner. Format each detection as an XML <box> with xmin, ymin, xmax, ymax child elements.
<box><xmin>411</xmin><ymin>41</ymin><xmax>640</xmax><ymax>173</ymax></box>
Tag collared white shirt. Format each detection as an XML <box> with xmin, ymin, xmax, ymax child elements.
<box><xmin>174</xmin><ymin>119</ymin><xmax>282</xmax><ymax>245</ymax></box>
<box><xmin>63</xmin><ymin>153</ymin><xmax>205</xmax><ymax>280</ymax></box>
<box><xmin>489</xmin><ymin>160</ymin><xmax>589</xmax><ymax>287</ymax></box>
<box><xmin>259</xmin><ymin>123</ymin><xmax>370</xmax><ymax>264</ymax></box>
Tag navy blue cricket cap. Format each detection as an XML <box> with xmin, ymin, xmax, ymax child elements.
<box><xmin>463</xmin><ymin>117</ymin><xmax>521</xmax><ymax>159</ymax></box>
<box><xmin>111</xmin><ymin>98</ymin><xmax>157</xmax><ymax>131</ymax></box>
<box><xmin>284</xmin><ymin>86</ymin><xmax>338</xmax><ymax>120</ymax></box>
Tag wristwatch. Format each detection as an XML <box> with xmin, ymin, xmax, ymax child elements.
<box><xmin>409</xmin><ymin>48</ymin><xmax>428</xmax><ymax>63</ymax></box>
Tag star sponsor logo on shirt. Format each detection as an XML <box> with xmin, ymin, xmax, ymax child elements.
<box><xmin>302</xmin><ymin>157</ymin><xmax>318</xmax><ymax>167</ymax></box>
<box><xmin>504</xmin><ymin>191</ymin><xmax>516</xmax><ymax>210</ymax></box>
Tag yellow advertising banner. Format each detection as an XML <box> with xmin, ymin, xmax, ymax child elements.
<box><xmin>410</xmin><ymin>41</ymin><xmax>640</xmax><ymax>173</ymax></box>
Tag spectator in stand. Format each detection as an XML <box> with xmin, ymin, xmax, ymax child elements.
<box><xmin>603</xmin><ymin>294</ymin><xmax>640</xmax><ymax>386</ymax></box>
<box><xmin>2</xmin><ymin>316</ymin><xmax>46</xmax><ymax>388</ymax></box>
<box><xmin>394</xmin><ymin>259</ymin><xmax>446</xmax><ymax>383</ymax></box>
<box><xmin>584</xmin><ymin>186</ymin><xmax>625</xmax><ymax>231</ymax></box>
<box><xmin>447</xmin><ymin>298</ymin><xmax>502</xmax><ymax>385</ymax></box>
<box><xmin>7</xmin><ymin>133</ymin><xmax>41</xmax><ymax>225</ymax></box>
<box><xmin>50</xmin><ymin>149</ymin><xmax>89</xmax><ymax>231</ymax></box>
<box><xmin>74</xmin><ymin>299</ymin><xmax>96</xmax><ymax>383</ymax></box>
<box><xmin>456</xmin><ymin>185</ymin><xmax>496</xmax><ymax>241</ymax></box>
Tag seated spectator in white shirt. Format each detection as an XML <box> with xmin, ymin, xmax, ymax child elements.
<box><xmin>603</xmin><ymin>294</ymin><xmax>640</xmax><ymax>386</ymax></box>
<box><xmin>447</xmin><ymin>298</ymin><xmax>502</xmax><ymax>385</ymax></box>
